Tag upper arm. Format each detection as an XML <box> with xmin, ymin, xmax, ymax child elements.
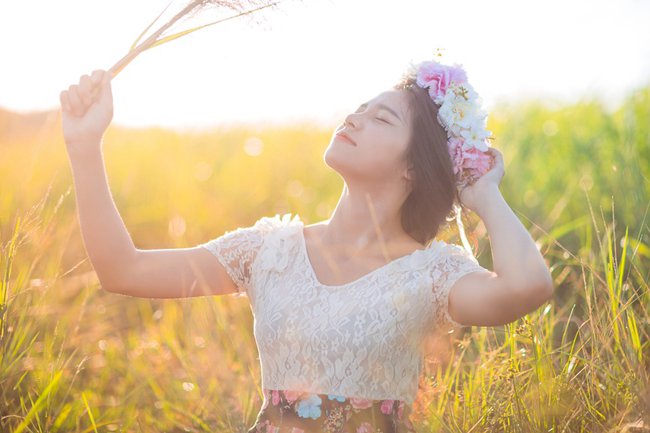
<box><xmin>433</xmin><ymin>245</ymin><xmax>553</xmax><ymax>328</ymax></box>
<box><xmin>108</xmin><ymin>246</ymin><xmax>240</xmax><ymax>299</ymax></box>
<box><xmin>447</xmin><ymin>270</ymin><xmax>552</xmax><ymax>327</ymax></box>
<box><xmin>109</xmin><ymin>223</ymin><xmax>265</xmax><ymax>299</ymax></box>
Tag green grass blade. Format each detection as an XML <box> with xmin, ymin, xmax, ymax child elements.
<box><xmin>82</xmin><ymin>391</ymin><xmax>99</xmax><ymax>433</ymax></box>
<box><xmin>13</xmin><ymin>370</ymin><xmax>63</xmax><ymax>433</ymax></box>
<box><xmin>617</xmin><ymin>226</ymin><xmax>628</xmax><ymax>293</ymax></box>
<box><xmin>628</xmin><ymin>236</ymin><xmax>650</xmax><ymax>258</ymax></box>
<box><xmin>626</xmin><ymin>311</ymin><xmax>642</xmax><ymax>363</ymax></box>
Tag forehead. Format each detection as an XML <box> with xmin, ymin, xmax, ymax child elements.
<box><xmin>364</xmin><ymin>89</ymin><xmax>410</xmax><ymax>120</ymax></box>
<box><xmin>368</xmin><ymin>89</ymin><xmax>409</xmax><ymax>107</ymax></box>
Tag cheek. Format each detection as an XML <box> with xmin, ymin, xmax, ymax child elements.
<box><xmin>362</xmin><ymin>140</ymin><xmax>409</xmax><ymax>175</ymax></box>
<box><xmin>375</xmin><ymin>134</ymin><xmax>409</xmax><ymax>162</ymax></box>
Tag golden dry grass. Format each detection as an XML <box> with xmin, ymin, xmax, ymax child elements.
<box><xmin>1</xmin><ymin>86</ymin><xmax>649</xmax><ymax>432</ymax></box>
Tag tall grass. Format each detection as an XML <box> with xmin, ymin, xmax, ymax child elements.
<box><xmin>0</xmin><ymin>85</ymin><xmax>648</xmax><ymax>432</ymax></box>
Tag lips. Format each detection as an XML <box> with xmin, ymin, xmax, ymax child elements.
<box><xmin>336</xmin><ymin>132</ymin><xmax>356</xmax><ymax>146</ymax></box>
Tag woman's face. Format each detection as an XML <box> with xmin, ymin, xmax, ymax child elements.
<box><xmin>324</xmin><ymin>89</ymin><xmax>413</xmax><ymax>188</ymax></box>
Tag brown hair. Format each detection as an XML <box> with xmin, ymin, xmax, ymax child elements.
<box><xmin>394</xmin><ymin>76</ymin><xmax>467</xmax><ymax>246</ymax></box>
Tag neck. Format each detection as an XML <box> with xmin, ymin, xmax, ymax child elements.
<box><xmin>320</xmin><ymin>183</ymin><xmax>417</xmax><ymax>255</ymax></box>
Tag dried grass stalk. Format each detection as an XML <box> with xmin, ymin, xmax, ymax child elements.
<box><xmin>107</xmin><ymin>0</ymin><xmax>289</xmax><ymax>78</ymax></box>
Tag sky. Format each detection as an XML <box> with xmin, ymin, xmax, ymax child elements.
<box><xmin>1</xmin><ymin>0</ymin><xmax>649</xmax><ymax>131</ymax></box>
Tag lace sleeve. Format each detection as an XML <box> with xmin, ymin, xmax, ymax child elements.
<box><xmin>431</xmin><ymin>243</ymin><xmax>489</xmax><ymax>330</ymax></box>
<box><xmin>198</xmin><ymin>221</ymin><xmax>266</xmax><ymax>297</ymax></box>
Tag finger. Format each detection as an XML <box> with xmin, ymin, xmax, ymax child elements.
<box><xmin>79</xmin><ymin>74</ymin><xmax>93</xmax><ymax>106</ymax></box>
<box><xmin>489</xmin><ymin>147</ymin><xmax>502</xmax><ymax>163</ymax></box>
<box><xmin>97</xmin><ymin>70</ymin><xmax>113</xmax><ymax>104</ymax></box>
<box><xmin>495</xmin><ymin>149</ymin><xmax>504</xmax><ymax>164</ymax></box>
<box><xmin>67</xmin><ymin>84</ymin><xmax>85</xmax><ymax>117</ymax></box>
<box><xmin>90</xmin><ymin>70</ymin><xmax>104</xmax><ymax>102</ymax></box>
<box><xmin>91</xmin><ymin>69</ymin><xmax>104</xmax><ymax>84</ymax></box>
<box><xmin>59</xmin><ymin>90</ymin><xmax>71</xmax><ymax>113</ymax></box>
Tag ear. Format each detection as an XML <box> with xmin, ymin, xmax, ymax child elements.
<box><xmin>402</xmin><ymin>166</ymin><xmax>415</xmax><ymax>193</ymax></box>
<box><xmin>403</xmin><ymin>165</ymin><xmax>415</xmax><ymax>182</ymax></box>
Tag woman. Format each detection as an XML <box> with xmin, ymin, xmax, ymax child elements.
<box><xmin>59</xmin><ymin>59</ymin><xmax>553</xmax><ymax>432</ymax></box>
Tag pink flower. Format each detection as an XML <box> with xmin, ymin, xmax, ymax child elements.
<box><xmin>462</xmin><ymin>147</ymin><xmax>493</xmax><ymax>179</ymax></box>
<box><xmin>282</xmin><ymin>390</ymin><xmax>302</xmax><ymax>404</ymax></box>
<box><xmin>416</xmin><ymin>61</ymin><xmax>468</xmax><ymax>103</ymax></box>
<box><xmin>380</xmin><ymin>400</ymin><xmax>395</xmax><ymax>414</ymax></box>
<box><xmin>258</xmin><ymin>420</ymin><xmax>279</xmax><ymax>433</ymax></box>
<box><xmin>349</xmin><ymin>397</ymin><xmax>373</xmax><ymax>410</ymax></box>
<box><xmin>447</xmin><ymin>137</ymin><xmax>493</xmax><ymax>182</ymax></box>
<box><xmin>356</xmin><ymin>422</ymin><xmax>373</xmax><ymax>433</ymax></box>
<box><xmin>448</xmin><ymin>136</ymin><xmax>467</xmax><ymax>175</ymax></box>
<box><xmin>271</xmin><ymin>390</ymin><xmax>281</xmax><ymax>406</ymax></box>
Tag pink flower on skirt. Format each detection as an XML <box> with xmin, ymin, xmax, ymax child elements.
<box><xmin>257</xmin><ymin>420</ymin><xmax>279</xmax><ymax>433</ymax></box>
<box><xmin>380</xmin><ymin>399</ymin><xmax>395</xmax><ymax>414</ymax></box>
<box><xmin>271</xmin><ymin>390</ymin><xmax>281</xmax><ymax>406</ymax></box>
<box><xmin>356</xmin><ymin>422</ymin><xmax>373</xmax><ymax>433</ymax></box>
<box><xmin>282</xmin><ymin>390</ymin><xmax>302</xmax><ymax>404</ymax></box>
<box><xmin>349</xmin><ymin>397</ymin><xmax>373</xmax><ymax>410</ymax></box>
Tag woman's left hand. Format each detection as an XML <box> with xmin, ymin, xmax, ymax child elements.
<box><xmin>459</xmin><ymin>147</ymin><xmax>505</xmax><ymax>213</ymax></box>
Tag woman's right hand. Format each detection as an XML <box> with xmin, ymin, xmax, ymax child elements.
<box><xmin>60</xmin><ymin>69</ymin><xmax>114</xmax><ymax>154</ymax></box>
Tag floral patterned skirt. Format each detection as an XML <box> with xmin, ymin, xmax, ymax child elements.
<box><xmin>247</xmin><ymin>388</ymin><xmax>416</xmax><ymax>433</ymax></box>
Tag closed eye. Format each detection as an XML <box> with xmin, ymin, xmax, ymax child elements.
<box><xmin>352</xmin><ymin>104</ymin><xmax>392</xmax><ymax>124</ymax></box>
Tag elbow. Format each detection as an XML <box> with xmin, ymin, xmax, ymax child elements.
<box><xmin>537</xmin><ymin>271</ymin><xmax>555</xmax><ymax>300</ymax></box>
<box><xmin>94</xmin><ymin>259</ymin><xmax>136</xmax><ymax>296</ymax></box>
<box><xmin>509</xmin><ymin>273</ymin><xmax>554</xmax><ymax>311</ymax></box>
<box><xmin>96</xmin><ymin>273</ymin><xmax>131</xmax><ymax>296</ymax></box>
<box><xmin>529</xmin><ymin>276</ymin><xmax>555</xmax><ymax>307</ymax></box>
<box><xmin>526</xmin><ymin>271</ymin><xmax>554</xmax><ymax>302</ymax></box>
<box><xmin>100</xmin><ymin>281</ymin><xmax>128</xmax><ymax>295</ymax></box>
<box><xmin>520</xmin><ymin>268</ymin><xmax>554</xmax><ymax>300</ymax></box>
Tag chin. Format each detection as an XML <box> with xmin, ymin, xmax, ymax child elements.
<box><xmin>323</xmin><ymin>146</ymin><xmax>353</xmax><ymax>177</ymax></box>
<box><xmin>324</xmin><ymin>148</ymin><xmax>373</xmax><ymax>184</ymax></box>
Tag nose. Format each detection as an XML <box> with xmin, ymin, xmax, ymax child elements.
<box><xmin>343</xmin><ymin>112</ymin><xmax>359</xmax><ymax>129</ymax></box>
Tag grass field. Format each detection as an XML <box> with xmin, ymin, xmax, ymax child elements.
<box><xmin>1</xmin><ymin>86</ymin><xmax>649</xmax><ymax>432</ymax></box>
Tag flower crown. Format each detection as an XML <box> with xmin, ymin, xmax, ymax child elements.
<box><xmin>404</xmin><ymin>59</ymin><xmax>494</xmax><ymax>189</ymax></box>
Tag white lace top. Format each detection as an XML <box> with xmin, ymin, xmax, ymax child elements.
<box><xmin>199</xmin><ymin>213</ymin><xmax>488</xmax><ymax>404</ymax></box>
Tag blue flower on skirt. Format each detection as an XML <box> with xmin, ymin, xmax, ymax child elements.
<box><xmin>328</xmin><ymin>394</ymin><xmax>346</xmax><ymax>402</ymax></box>
<box><xmin>295</xmin><ymin>394</ymin><xmax>322</xmax><ymax>419</ymax></box>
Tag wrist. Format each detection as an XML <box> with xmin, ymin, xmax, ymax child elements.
<box><xmin>65</xmin><ymin>138</ymin><xmax>103</xmax><ymax>156</ymax></box>
<box><xmin>473</xmin><ymin>184</ymin><xmax>503</xmax><ymax>217</ymax></box>
<box><xmin>65</xmin><ymin>144</ymin><xmax>104</xmax><ymax>166</ymax></box>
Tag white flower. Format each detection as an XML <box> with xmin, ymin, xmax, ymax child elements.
<box><xmin>255</xmin><ymin>213</ymin><xmax>302</xmax><ymax>273</ymax></box>
<box><xmin>438</xmin><ymin>95</ymin><xmax>480</xmax><ymax>136</ymax></box>
<box><xmin>459</xmin><ymin>118</ymin><xmax>492</xmax><ymax>151</ymax></box>
<box><xmin>412</xmin><ymin>59</ymin><xmax>494</xmax><ymax>180</ymax></box>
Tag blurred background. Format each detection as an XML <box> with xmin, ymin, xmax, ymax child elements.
<box><xmin>1</xmin><ymin>0</ymin><xmax>649</xmax><ymax>432</ymax></box>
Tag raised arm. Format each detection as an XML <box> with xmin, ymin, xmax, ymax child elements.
<box><xmin>59</xmin><ymin>70</ymin><xmax>238</xmax><ymax>298</ymax></box>
<box><xmin>446</xmin><ymin>148</ymin><xmax>554</xmax><ymax>327</ymax></box>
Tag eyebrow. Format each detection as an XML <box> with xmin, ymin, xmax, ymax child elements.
<box><xmin>357</xmin><ymin>102</ymin><xmax>403</xmax><ymax>123</ymax></box>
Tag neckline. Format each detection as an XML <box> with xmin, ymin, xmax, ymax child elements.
<box><xmin>298</xmin><ymin>221</ymin><xmax>438</xmax><ymax>289</ymax></box>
